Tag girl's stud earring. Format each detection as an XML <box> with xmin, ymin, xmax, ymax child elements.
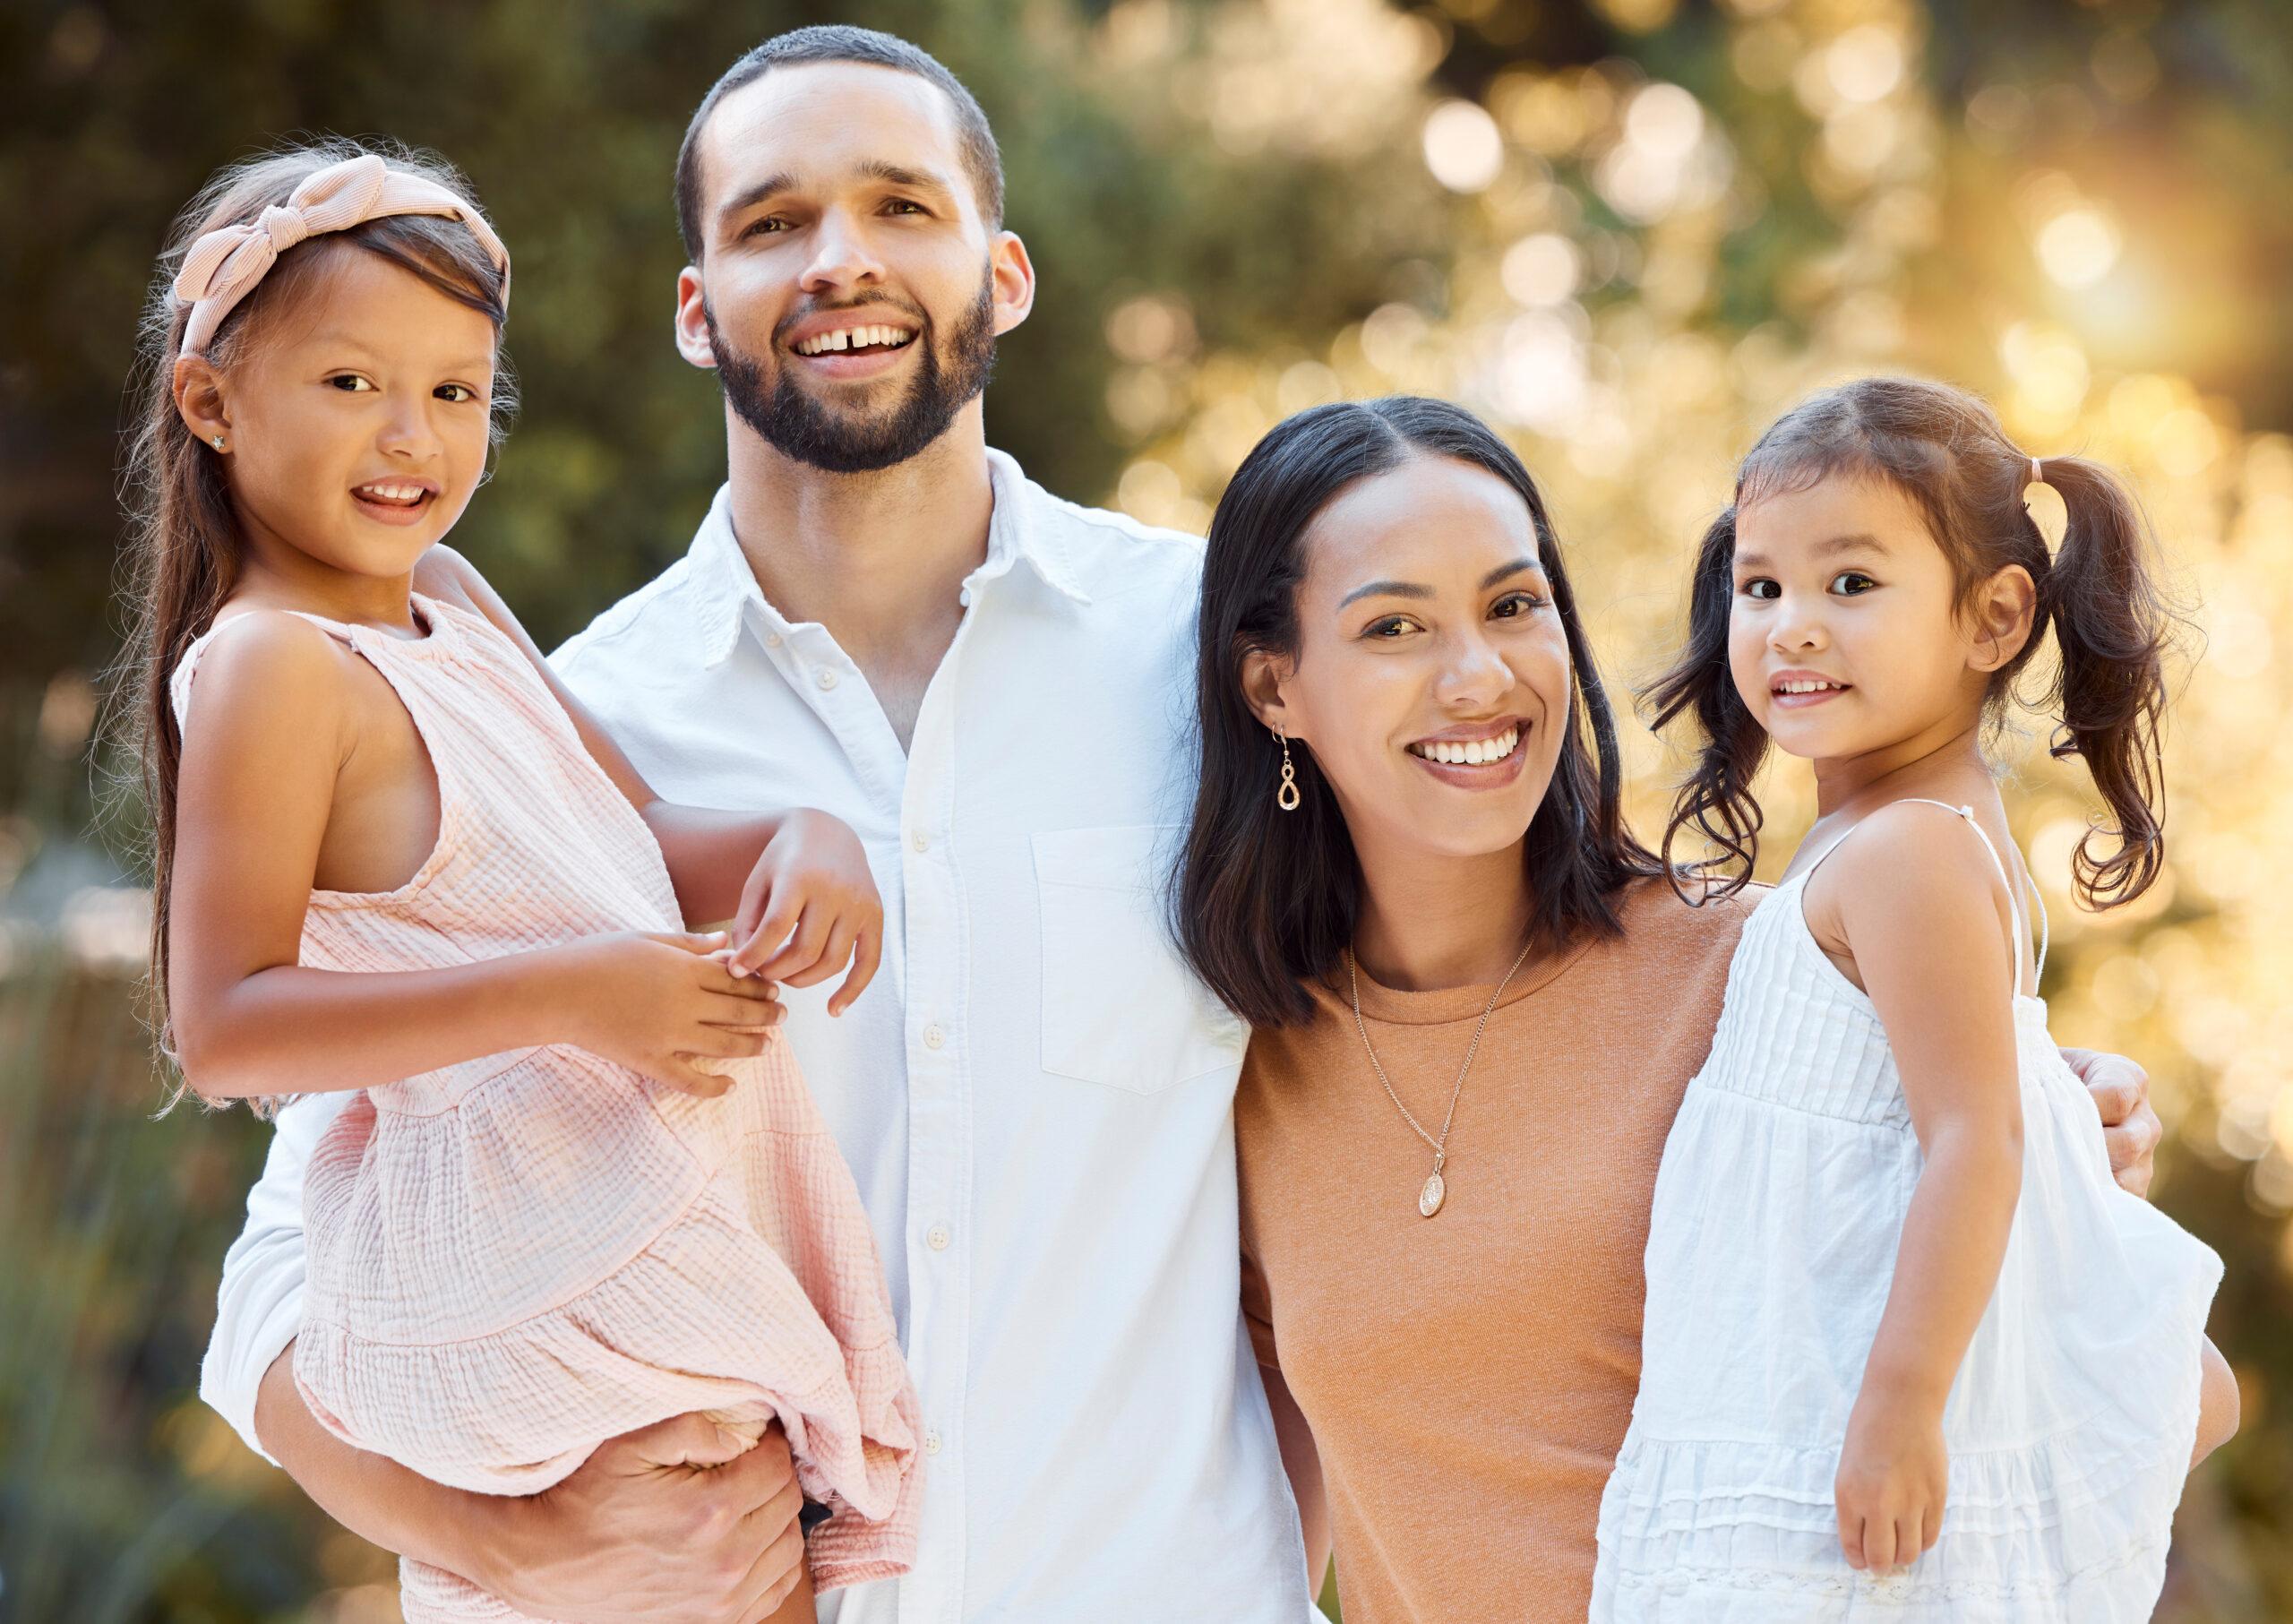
<box><xmin>210</xmin><ymin>435</ymin><xmax>226</xmax><ymax>451</ymax></box>
<box><xmin>1274</xmin><ymin>726</ymin><xmax>1301</xmax><ymax>812</ymax></box>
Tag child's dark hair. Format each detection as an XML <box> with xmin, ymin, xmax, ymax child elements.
<box><xmin>1645</xmin><ymin>375</ymin><xmax>2179</xmax><ymax>910</ymax></box>
<box><xmin>108</xmin><ymin>137</ymin><xmax>515</xmax><ymax>1084</ymax></box>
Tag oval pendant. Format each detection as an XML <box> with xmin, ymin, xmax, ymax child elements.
<box><xmin>1419</xmin><ymin>1170</ymin><xmax>1446</xmax><ymax>1217</ymax></box>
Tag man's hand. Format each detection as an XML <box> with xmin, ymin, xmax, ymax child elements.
<box><xmin>2061</xmin><ymin>1046</ymin><xmax>2163</xmax><ymax>1198</ymax></box>
<box><xmin>480</xmin><ymin>1414</ymin><xmax>807</xmax><ymax>1624</ymax></box>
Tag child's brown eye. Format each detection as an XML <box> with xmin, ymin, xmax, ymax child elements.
<box><xmin>1739</xmin><ymin>579</ymin><xmax>1780</xmax><ymax>600</ymax></box>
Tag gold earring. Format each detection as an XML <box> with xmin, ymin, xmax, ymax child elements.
<box><xmin>1274</xmin><ymin>726</ymin><xmax>1301</xmax><ymax>812</ymax></box>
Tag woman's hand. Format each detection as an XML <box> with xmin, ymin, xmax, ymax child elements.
<box><xmin>1834</xmin><ymin>1389</ymin><xmax>1947</xmax><ymax>1577</ymax></box>
<box><xmin>2060</xmin><ymin>1046</ymin><xmax>2162</xmax><ymax>1197</ymax></box>
<box><xmin>554</xmin><ymin>931</ymin><xmax>786</xmax><ymax>1096</ymax></box>
<box><xmin>726</xmin><ymin>810</ymin><xmax>884</xmax><ymax>1017</ymax></box>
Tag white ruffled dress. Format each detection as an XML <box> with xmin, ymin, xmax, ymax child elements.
<box><xmin>1593</xmin><ymin>800</ymin><xmax>2221</xmax><ymax>1621</ymax></box>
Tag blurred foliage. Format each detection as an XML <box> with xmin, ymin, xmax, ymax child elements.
<box><xmin>4</xmin><ymin>0</ymin><xmax>2291</xmax><ymax>1618</ymax></box>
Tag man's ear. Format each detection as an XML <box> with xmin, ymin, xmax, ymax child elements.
<box><xmin>173</xmin><ymin>353</ymin><xmax>230</xmax><ymax>448</ymax></box>
<box><xmin>674</xmin><ymin>266</ymin><xmax>718</xmax><ymax>370</ymax></box>
<box><xmin>988</xmin><ymin>230</ymin><xmax>1036</xmax><ymax>339</ymax></box>
<box><xmin>1970</xmin><ymin>563</ymin><xmax>2037</xmax><ymax>674</ymax></box>
<box><xmin>1238</xmin><ymin>644</ymin><xmax>1299</xmax><ymax>741</ymax></box>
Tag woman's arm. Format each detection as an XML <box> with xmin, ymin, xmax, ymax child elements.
<box><xmin>1822</xmin><ymin>809</ymin><xmax>2027</xmax><ymax>1574</ymax></box>
<box><xmin>253</xmin><ymin>1346</ymin><xmax>812</xmax><ymax>1623</ymax></box>
<box><xmin>168</xmin><ymin>614</ymin><xmax>779</xmax><ymax>1100</ymax></box>
<box><xmin>1262</xmin><ymin>1363</ymin><xmax>1332</xmax><ymax>1598</ymax></box>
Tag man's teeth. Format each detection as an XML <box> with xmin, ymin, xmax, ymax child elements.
<box><xmin>355</xmin><ymin>483</ymin><xmax>427</xmax><ymax>504</ymax></box>
<box><xmin>794</xmin><ymin>324</ymin><xmax>917</xmax><ymax>356</ymax></box>
<box><xmin>1775</xmin><ymin>679</ymin><xmax>1847</xmax><ymax>694</ymax></box>
<box><xmin>1409</xmin><ymin>726</ymin><xmax>1520</xmax><ymax>766</ymax></box>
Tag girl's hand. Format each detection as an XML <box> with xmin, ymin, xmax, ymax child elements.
<box><xmin>1834</xmin><ymin>1391</ymin><xmax>1947</xmax><ymax>1576</ymax></box>
<box><xmin>556</xmin><ymin>931</ymin><xmax>786</xmax><ymax>1096</ymax></box>
<box><xmin>726</xmin><ymin>810</ymin><xmax>884</xmax><ymax>1017</ymax></box>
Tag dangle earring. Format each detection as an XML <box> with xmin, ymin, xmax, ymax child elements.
<box><xmin>1273</xmin><ymin>726</ymin><xmax>1301</xmax><ymax>812</ymax></box>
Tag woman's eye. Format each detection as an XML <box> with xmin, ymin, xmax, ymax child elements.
<box><xmin>1738</xmin><ymin>578</ymin><xmax>1780</xmax><ymax>600</ymax></box>
<box><xmin>1365</xmin><ymin>616</ymin><xmax>1418</xmax><ymax>640</ymax></box>
<box><xmin>1490</xmin><ymin>591</ymin><xmax>1547</xmax><ymax>619</ymax></box>
<box><xmin>1830</xmin><ymin>571</ymin><xmax>1876</xmax><ymax>595</ymax></box>
<box><xmin>327</xmin><ymin>374</ymin><xmax>374</xmax><ymax>393</ymax></box>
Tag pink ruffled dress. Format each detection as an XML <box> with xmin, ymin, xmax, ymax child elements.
<box><xmin>172</xmin><ymin>596</ymin><xmax>923</xmax><ymax>1622</ymax></box>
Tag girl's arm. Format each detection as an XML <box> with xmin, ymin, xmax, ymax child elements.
<box><xmin>168</xmin><ymin>614</ymin><xmax>780</xmax><ymax>1101</ymax></box>
<box><xmin>413</xmin><ymin>546</ymin><xmax>878</xmax><ymax>1007</ymax></box>
<box><xmin>1818</xmin><ymin>806</ymin><xmax>2027</xmax><ymax>1575</ymax></box>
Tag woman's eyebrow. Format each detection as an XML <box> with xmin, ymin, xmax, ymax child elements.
<box><xmin>1480</xmin><ymin>556</ymin><xmax>1542</xmax><ymax>589</ymax></box>
<box><xmin>1338</xmin><ymin>579</ymin><xmax>1432</xmax><ymax>607</ymax></box>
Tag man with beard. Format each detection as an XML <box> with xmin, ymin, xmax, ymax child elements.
<box><xmin>195</xmin><ymin>25</ymin><xmax>1321</xmax><ymax>1624</ymax></box>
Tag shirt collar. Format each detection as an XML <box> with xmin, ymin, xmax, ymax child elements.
<box><xmin>687</xmin><ymin>450</ymin><xmax>1095</xmax><ymax>670</ymax></box>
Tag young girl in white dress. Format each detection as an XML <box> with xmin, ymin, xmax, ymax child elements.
<box><xmin>1593</xmin><ymin>376</ymin><xmax>2237</xmax><ymax>1620</ymax></box>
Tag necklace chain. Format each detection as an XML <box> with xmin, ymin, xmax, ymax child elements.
<box><xmin>1346</xmin><ymin>934</ymin><xmax>1534</xmax><ymax>1215</ymax></box>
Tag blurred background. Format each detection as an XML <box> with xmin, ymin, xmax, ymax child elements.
<box><xmin>4</xmin><ymin>0</ymin><xmax>2289</xmax><ymax>1618</ymax></box>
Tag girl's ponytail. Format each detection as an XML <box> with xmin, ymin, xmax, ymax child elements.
<box><xmin>2031</xmin><ymin>455</ymin><xmax>2176</xmax><ymax>907</ymax></box>
<box><xmin>1646</xmin><ymin>506</ymin><xmax>1767</xmax><ymax>900</ymax></box>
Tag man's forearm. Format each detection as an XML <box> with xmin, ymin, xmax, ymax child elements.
<box><xmin>253</xmin><ymin>1343</ymin><xmax>504</xmax><ymax>1587</ymax></box>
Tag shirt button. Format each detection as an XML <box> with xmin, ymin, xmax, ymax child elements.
<box><xmin>927</xmin><ymin>1224</ymin><xmax>951</xmax><ymax>1251</ymax></box>
<box><xmin>924</xmin><ymin>1430</ymin><xmax>943</xmax><ymax>1456</ymax></box>
<box><xmin>923</xmin><ymin>1025</ymin><xmax>946</xmax><ymax>1050</ymax></box>
<box><xmin>816</xmin><ymin>668</ymin><xmax>838</xmax><ymax>691</ymax></box>
<box><xmin>764</xmin><ymin>632</ymin><xmax>783</xmax><ymax>649</ymax></box>
<box><xmin>911</xmin><ymin>829</ymin><xmax>931</xmax><ymax>853</ymax></box>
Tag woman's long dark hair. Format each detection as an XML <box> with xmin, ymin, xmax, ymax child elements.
<box><xmin>1174</xmin><ymin>396</ymin><xmax>1655</xmax><ymax>1029</ymax></box>
<box><xmin>1645</xmin><ymin>375</ymin><xmax>2181</xmax><ymax>909</ymax></box>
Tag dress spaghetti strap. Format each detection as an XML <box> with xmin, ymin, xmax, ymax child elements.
<box><xmin>1798</xmin><ymin>797</ymin><xmax>2043</xmax><ymax>999</ymax></box>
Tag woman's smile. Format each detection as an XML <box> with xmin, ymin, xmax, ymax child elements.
<box><xmin>1404</xmin><ymin>719</ymin><xmax>1530</xmax><ymax>788</ymax></box>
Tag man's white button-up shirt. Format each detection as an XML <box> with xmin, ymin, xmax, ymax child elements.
<box><xmin>197</xmin><ymin>450</ymin><xmax>1316</xmax><ymax>1623</ymax></box>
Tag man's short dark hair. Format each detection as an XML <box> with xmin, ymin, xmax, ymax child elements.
<box><xmin>675</xmin><ymin>26</ymin><xmax>1005</xmax><ymax>262</ymax></box>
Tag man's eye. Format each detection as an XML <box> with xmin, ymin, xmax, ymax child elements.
<box><xmin>886</xmin><ymin>199</ymin><xmax>925</xmax><ymax>215</ymax></box>
<box><xmin>1739</xmin><ymin>578</ymin><xmax>1780</xmax><ymax>600</ymax></box>
<box><xmin>327</xmin><ymin>374</ymin><xmax>374</xmax><ymax>392</ymax></box>
<box><xmin>744</xmin><ymin>217</ymin><xmax>787</xmax><ymax>237</ymax></box>
<box><xmin>1831</xmin><ymin>571</ymin><xmax>1876</xmax><ymax>595</ymax></box>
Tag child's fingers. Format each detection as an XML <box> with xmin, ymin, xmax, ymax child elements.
<box><xmin>751</xmin><ymin>907</ymin><xmax>829</xmax><ymax>983</ymax></box>
<box><xmin>829</xmin><ymin>924</ymin><xmax>882</xmax><ymax>1017</ymax></box>
<box><xmin>731</xmin><ymin>900</ymin><xmax>803</xmax><ymax>976</ymax></box>
<box><xmin>1862</xmin><ymin>1512</ymin><xmax>1898</xmax><ymax>1572</ymax></box>
<box><xmin>657</xmin><ymin>1055</ymin><xmax>734</xmax><ymax>1097</ymax></box>
<box><xmin>1837</xmin><ymin>1505</ymin><xmax>1864</xmax><ymax>1570</ymax></box>
<box><xmin>778</xmin><ymin>917</ymin><xmax>859</xmax><ymax>990</ymax></box>
<box><xmin>647</xmin><ymin>930</ymin><xmax>729</xmax><ymax>955</ymax></box>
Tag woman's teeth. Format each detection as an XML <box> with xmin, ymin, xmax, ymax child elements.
<box><xmin>1408</xmin><ymin>726</ymin><xmax>1520</xmax><ymax>766</ymax></box>
<box><xmin>794</xmin><ymin>325</ymin><xmax>916</xmax><ymax>356</ymax></box>
<box><xmin>354</xmin><ymin>483</ymin><xmax>429</xmax><ymax>506</ymax></box>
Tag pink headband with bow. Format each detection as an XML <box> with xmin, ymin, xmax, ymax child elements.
<box><xmin>173</xmin><ymin>153</ymin><xmax>511</xmax><ymax>357</ymax></box>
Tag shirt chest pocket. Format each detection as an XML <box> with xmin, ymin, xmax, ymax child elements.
<box><xmin>1032</xmin><ymin>823</ymin><xmax>1248</xmax><ymax>1094</ymax></box>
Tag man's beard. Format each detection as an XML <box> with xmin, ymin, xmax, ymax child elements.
<box><xmin>709</xmin><ymin>271</ymin><xmax>998</xmax><ymax>475</ymax></box>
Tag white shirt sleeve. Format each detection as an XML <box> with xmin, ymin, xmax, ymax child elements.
<box><xmin>197</xmin><ymin>1091</ymin><xmax>351</xmax><ymax>1465</ymax></box>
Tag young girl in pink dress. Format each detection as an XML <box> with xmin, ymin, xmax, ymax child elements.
<box><xmin>124</xmin><ymin>141</ymin><xmax>922</xmax><ymax>1622</ymax></box>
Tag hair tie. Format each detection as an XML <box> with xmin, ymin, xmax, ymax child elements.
<box><xmin>2030</xmin><ymin>454</ymin><xmax>2044</xmax><ymax>485</ymax></box>
<box><xmin>174</xmin><ymin>153</ymin><xmax>511</xmax><ymax>357</ymax></box>
<box><xmin>2022</xmin><ymin>452</ymin><xmax>2067</xmax><ymax>552</ymax></box>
